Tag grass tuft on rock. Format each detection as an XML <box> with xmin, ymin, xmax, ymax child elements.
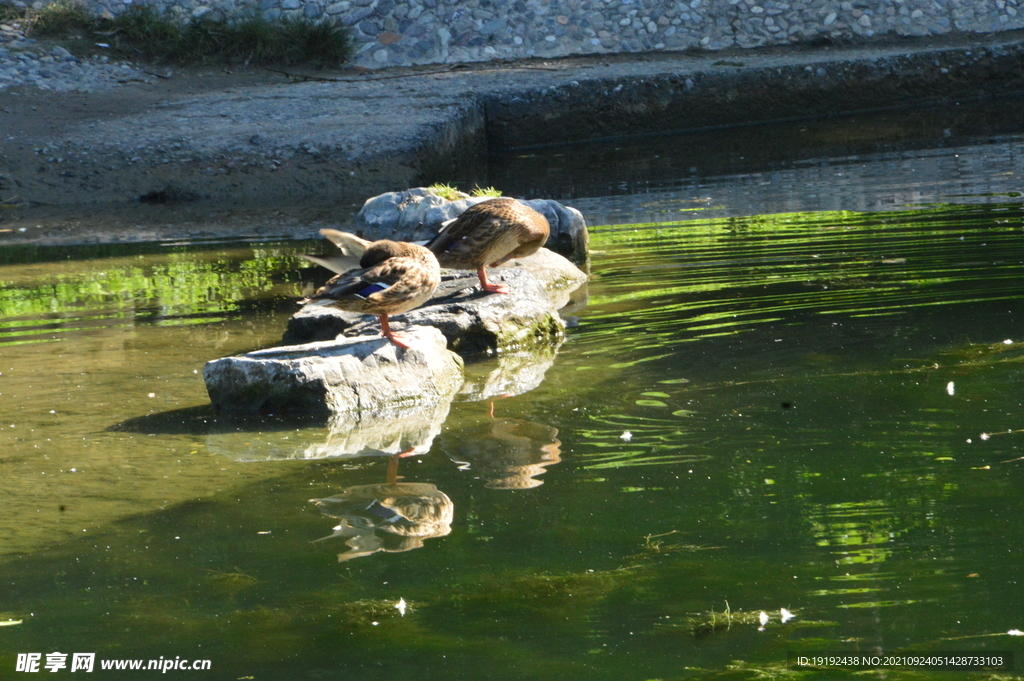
<box><xmin>427</xmin><ymin>183</ymin><xmax>470</xmax><ymax>201</ymax></box>
<box><xmin>427</xmin><ymin>183</ymin><xmax>504</xmax><ymax>201</ymax></box>
<box><xmin>22</xmin><ymin>3</ymin><xmax>352</xmax><ymax>67</ymax></box>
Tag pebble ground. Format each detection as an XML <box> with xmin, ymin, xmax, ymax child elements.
<box><xmin>0</xmin><ymin>20</ymin><xmax>156</xmax><ymax>91</ymax></box>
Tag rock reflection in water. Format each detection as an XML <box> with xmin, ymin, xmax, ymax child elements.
<box><xmin>458</xmin><ymin>345</ymin><xmax>560</xmax><ymax>402</ymax></box>
<box><xmin>447</xmin><ymin>417</ymin><xmax>562</xmax><ymax>490</ymax></box>
<box><xmin>311</xmin><ymin>457</ymin><xmax>453</xmax><ymax>562</ymax></box>
<box><xmin>298</xmin><ymin>402</ymin><xmax>451</xmax><ymax>460</ymax></box>
<box><xmin>450</xmin><ymin>343</ymin><xmax>564</xmax><ymax>489</ymax></box>
<box><xmin>207</xmin><ymin>395</ymin><xmax>452</xmax><ymax>461</ymax></box>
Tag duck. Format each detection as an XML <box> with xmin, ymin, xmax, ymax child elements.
<box><xmin>425</xmin><ymin>197</ymin><xmax>550</xmax><ymax>294</ymax></box>
<box><xmin>300</xmin><ymin>230</ymin><xmax>441</xmax><ymax>349</ymax></box>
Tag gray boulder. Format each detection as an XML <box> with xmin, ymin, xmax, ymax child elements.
<box><xmin>286</xmin><ymin>249</ymin><xmax>587</xmax><ymax>357</ymax></box>
<box><xmin>354</xmin><ymin>187</ymin><xmax>457</xmax><ymax>242</ymax></box>
<box><xmin>203</xmin><ymin>326</ymin><xmax>464</xmax><ymax>416</ymax></box>
<box><xmin>354</xmin><ymin>187</ymin><xmax>590</xmax><ymax>269</ymax></box>
<box><xmin>504</xmin><ymin>247</ymin><xmax>589</xmax><ymax>310</ymax></box>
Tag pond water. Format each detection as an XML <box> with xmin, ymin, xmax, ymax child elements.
<box><xmin>2</xmin><ymin>107</ymin><xmax>1024</xmax><ymax>679</ymax></box>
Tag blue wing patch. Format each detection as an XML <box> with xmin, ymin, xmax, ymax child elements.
<box><xmin>354</xmin><ymin>281</ymin><xmax>392</xmax><ymax>299</ymax></box>
<box><xmin>366</xmin><ymin>500</ymin><xmax>403</xmax><ymax>523</ymax></box>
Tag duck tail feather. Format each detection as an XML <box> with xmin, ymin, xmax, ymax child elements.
<box><xmin>300</xmin><ymin>253</ymin><xmax>361</xmax><ymax>275</ymax></box>
<box><xmin>320</xmin><ymin>229</ymin><xmax>371</xmax><ymax>257</ymax></box>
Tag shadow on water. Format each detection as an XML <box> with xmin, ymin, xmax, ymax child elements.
<box><xmin>108</xmin><ymin>404</ymin><xmax>320</xmax><ymax>435</ymax></box>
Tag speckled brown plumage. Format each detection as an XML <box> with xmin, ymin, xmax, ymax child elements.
<box><xmin>301</xmin><ymin>238</ymin><xmax>440</xmax><ymax>349</ymax></box>
<box><xmin>426</xmin><ymin>197</ymin><xmax>550</xmax><ymax>294</ymax></box>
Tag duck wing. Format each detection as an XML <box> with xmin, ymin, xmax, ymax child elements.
<box><xmin>425</xmin><ymin>198</ymin><xmax>548</xmax><ymax>266</ymax></box>
<box><xmin>425</xmin><ymin>205</ymin><xmax>503</xmax><ymax>262</ymax></box>
<box><xmin>301</xmin><ymin>259</ymin><xmax>405</xmax><ymax>304</ymax></box>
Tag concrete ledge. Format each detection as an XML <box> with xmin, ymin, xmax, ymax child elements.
<box><xmin>484</xmin><ymin>43</ymin><xmax>1024</xmax><ymax>149</ymax></box>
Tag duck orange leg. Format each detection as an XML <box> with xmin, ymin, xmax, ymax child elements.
<box><xmin>478</xmin><ymin>266</ymin><xmax>510</xmax><ymax>294</ymax></box>
<box><xmin>386</xmin><ymin>449</ymin><xmax>417</xmax><ymax>484</ymax></box>
<box><xmin>386</xmin><ymin>454</ymin><xmax>400</xmax><ymax>484</ymax></box>
<box><xmin>379</xmin><ymin>315</ymin><xmax>412</xmax><ymax>349</ymax></box>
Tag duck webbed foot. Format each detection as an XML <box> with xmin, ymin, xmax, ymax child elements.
<box><xmin>478</xmin><ymin>267</ymin><xmax>511</xmax><ymax>295</ymax></box>
<box><xmin>379</xmin><ymin>315</ymin><xmax>413</xmax><ymax>349</ymax></box>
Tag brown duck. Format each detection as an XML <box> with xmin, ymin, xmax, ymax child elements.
<box><xmin>426</xmin><ymin>197</ymin><xmax>550</xmax><ymax>294</ymax></box>
<box><xmin>301</xmin><ymin>230</ymin><xmax>440</xmax><ymax>349</ymax></box>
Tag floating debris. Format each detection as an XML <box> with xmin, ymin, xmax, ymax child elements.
<box><xmin>203</xmin><ymin>567</ymin><xmax>258</xmax><ymax>589</ymax></box>
<box><xmin>395</xmin><ymin>598</ymin><xmax>407</xmax><ymax>617</ymax></box>
<box><xmin>620</xmin><ymin>430</ymin><xmax>632</xmax><ymax>442</ymax></box>
<box><xmin>330</xmin><ymin>599</ymin><xmax>415</xmax><ymax>627</ymax></box>
<box><xmin>666</xmin><ymin>604</ymin><xmax>813</xmax><ymax>637</ymax></box>
<box><xmin>635</xmin><ymin>530</ymin><xmax>723</xmax><ymax>558</ymax></box>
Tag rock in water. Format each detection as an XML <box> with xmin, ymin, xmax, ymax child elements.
<box><xmin>287</xmin><ymin>248</ymin><xmax>588</xmax><ymax>357</ymax></box>
<box><xmin>203</xmin><ymin>326</ymin><xmax>463</xmax><ymax>415</ymax></box>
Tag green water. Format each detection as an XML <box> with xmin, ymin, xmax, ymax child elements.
<box><xmin>2</xmin><ymin>180</ymin><xmax>1024</xmax><ymax>676</ymax></box>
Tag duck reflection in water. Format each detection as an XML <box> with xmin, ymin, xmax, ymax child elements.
<box><xmin>310</xmin><ymin>455</ymin><xmax>453</xmax><ymax>562</ymax></box>
<box><xmin>447</xmin><ymin>416</ymin><xmax>562</xmax><ymax>490</ymax></box>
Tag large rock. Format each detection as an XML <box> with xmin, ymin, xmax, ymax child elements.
<box><xmin>354</xmin><ymin>187</ymin><xmax>590</xmax><ymax>269</ymax></box>
<box><xmin>505</xmin><ymin>247</ymin><xmax>589</xmax><ymax>310</ymax></box>
<box><xmin>286</xmin><ymin>249</ymin><xmax>587</xmax><ymax>358</ymax></box>
<box><xmin>203</xmin><ymin>326</ymin><xmax>464</xmax><ymax>416</ymax></box>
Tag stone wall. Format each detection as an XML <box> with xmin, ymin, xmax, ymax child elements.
<box><xmin>14</xmin><ymin>0</ymin><xmax>1024</xmax><ymax>68</ymax></box>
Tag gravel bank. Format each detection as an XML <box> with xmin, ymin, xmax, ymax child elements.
<box><xmin>0</xmin><ymin>21</ymin><xmax>156</xmax><ymax>92</ymax></box>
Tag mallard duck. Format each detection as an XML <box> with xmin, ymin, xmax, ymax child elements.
<box><xmin>301</xmin><ymin>230</ymin><xmax>440</xmax><ymax>349</ymax></box>
<box><xmin>426</xmin><ymin>197</ymin><xmax>550</xmax><ymax>294</ymax></box>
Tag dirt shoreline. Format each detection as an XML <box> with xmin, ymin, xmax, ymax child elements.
<box><xmin>3</xmin><ymin>30</ymin><xmax>1024</xmax><ymax>246</ymax></box>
